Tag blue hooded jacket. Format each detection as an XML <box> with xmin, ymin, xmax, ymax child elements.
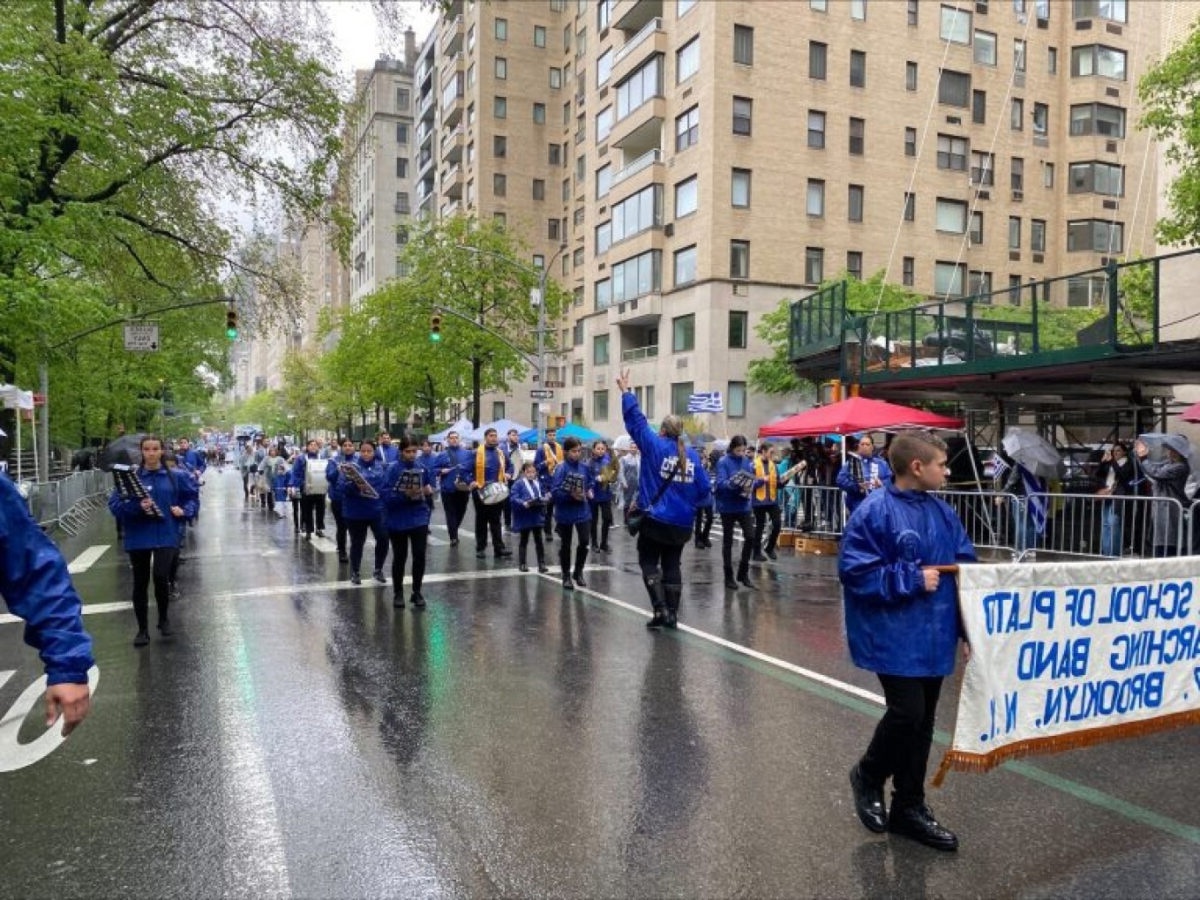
<box><xmin>837</xmin><ymin>453</ymin><xmax>893</xmax><ymax>515</ymax></box>
<box><xmin>621</xmin><ymin>392</ymin><xmax>710</xmax><ymax>529</ymax></box>
<box><xmin>839</xmin><ymin>483</ymin><xmax>977</xmax><ymax>677</ymax></box>
<box><xmin>551</xmin><ymin>457</ymin><xmax>594</xmax><ymax>525</ymax></box>
<box><xmin>340</xmin><ymin>455</ymin><xmax>388</xmax><ymax>521</ymax></box>
<box><xmin>325</xmin><ymin>450</ymin><xmax>357</xmax><ymax>503</ymax></box>
<box><xmin>382</xmin><ymin>460</ymin><xmax>434</xmax><ymax>531</ymax></box>
<box><xmin>434</xmin><ymin>446</ymin><xmax>472</xmax><ymax>494</ymax></box>
<box><xmin>0</xmin><ymin>475</ymin><xmax>95</xmax><ymax>685</ymax></box>
<box><xmin>715</xmin><ymin>453</ymin><xmax>758</xmax><ymax>515</ymax></box>
<box><xmin>509</xmin><ymin>475</ymin><xmax>548</xmax><ymax>530</ymax></box>
<box><xmin>108</xmin><ymin>466</ymin><xmax>198</xmax><ymax>551</ymax></box>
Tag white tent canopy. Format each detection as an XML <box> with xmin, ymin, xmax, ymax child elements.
<box><xmin>0</xmin><ymin>383</ymin><xmax>37</xmax><ymax>482</ymax></box>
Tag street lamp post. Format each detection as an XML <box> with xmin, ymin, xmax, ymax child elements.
<box><xmin>533</xmin><ymin>243</ymin><xmax>569</xmax><ymax>446</ymax></box>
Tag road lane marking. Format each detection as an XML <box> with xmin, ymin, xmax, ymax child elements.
<box><xmin>67</xmin><ymin>545</ymin><xmax>110</xmax><ymax>574</ymax></box>
<box><xmin>0</xmin><ymin>601</ymin><xmax>132</xmax><ymax>626</ymax></box>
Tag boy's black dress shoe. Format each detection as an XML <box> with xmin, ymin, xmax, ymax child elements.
<box><xmin>849</xmin><ymin>765</ymin><xmax>887</xmax><ymax>833</ymax></box>
<box><xmin>887</xmin><ymin>804</ymin><xmax>958</xmax><ymax>851</ymax></box>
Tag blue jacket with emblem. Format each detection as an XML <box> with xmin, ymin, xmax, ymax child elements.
<box><xmin>382</xmin><ymin>460</ymin><xmax>434</xmax><ymax>531</ymax></box>
<box><xmin>551</xmin><ymin>458</ymin><xmax>594</xmax><ymax>525</ymax></box>
<box><xmin>509</xmin><ymin>476</ymin><xmax>548</xmax><ymax>530</ymax></box>
<box><xmin>837</xmin><ymin>454</ymin><xmax>893</xmax><ymax>515</ymax></box>
<box><xmin>434</xmin><ymin>446</ymin><xmax>471</xmax><ymax>494</ymax></box>
<box><xmin>621</xmin><ymin>392</ymin><xmax>710</xmax><ymax>529</ymax></box>
<box><xmin>715</xmin><ymin>453</ymin><xmax>758</xmax><ymax>515</ymax></box>
<box><xmin>325</xmin><ymin>451</ymin><xmax>357</xmax><ymax>503</ymax></box>
<box><xmin>839</xmin><ymin>483</ymin><xmax>977</xmax><ymax>677</ymax></box>
<box><xmin>340</xmin><ymin>456</ymin><xmax>388</xmax><ymax>521</ymax></box>
<box><xmin>0</xmin><ymin>475</ymin><xmax>95</xmax><ymax>685</ymax></box>
<box><xmin>108</xmin><ymin>465</ymin><xmax>198</xmax><ymax>551</ymax></box>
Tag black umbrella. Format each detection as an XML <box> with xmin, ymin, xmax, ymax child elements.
<box><xmin>98</xmin><ymin>434</ymin><xmax>146</xmax><ymax>471</ymax></box>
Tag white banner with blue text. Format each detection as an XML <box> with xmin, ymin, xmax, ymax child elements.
<box><xmin>935</xmin><ymin>556</ymin><xmax>1200</xmax><ymax>783</ymax></box>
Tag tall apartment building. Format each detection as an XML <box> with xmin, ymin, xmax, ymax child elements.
<box><xmin>419</xmin><ymin>0</ymin><xmax>1186</xmax><ymax>430</ymax></box>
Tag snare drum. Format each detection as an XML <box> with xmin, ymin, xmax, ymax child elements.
<box><xmin>479</xmin><ymin>482</ymin><xmax>510</xmax><ymax>505</ymax></box>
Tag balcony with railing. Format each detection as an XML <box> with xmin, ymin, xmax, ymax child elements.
<box><xmin>614</xmin><ymin>16</ymin><xmax>663</xmax><ymax>68</ymax></box>
<box><xmin>620</xmin><ymin>343</ymin><xmax>659</xmax><ymax>363</ymax></box>
<box><xmin>614</xmin><ymin>0</ymin><xmax>662</xmax><ymax>34</ymax></box>
<box><xmin>442</xmin><ymin>162</ymin><xmax>463</xmax><ymax>199</ymax></box>
<box><xmin>610</xmin><ymin>148</ymin><xmax>662</xmax><ymax>190</ymax></box>
<box><xmin>441</xmin><ymin>124</ymin><xmax>464</xmax><ymax>162</ymax></box>
<box><xmin>440</xmin><ymin>15</ymin><xmax>463</xmax><ymax>55</ymax></box>
<box><xmin>607</xmin><ymin>291</ymin><xmax>662</xmax><ymax>327</ymax></box>
<box><xmin>440</xmin><ymin>199</ymin><xmax>462</xmax><ymax>219</ymax></box>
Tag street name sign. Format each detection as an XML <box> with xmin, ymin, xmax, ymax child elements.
<box><xmin>124</xmin><ymin>323</ymin><xmax>160</xmax><ymax>352</ymax></box>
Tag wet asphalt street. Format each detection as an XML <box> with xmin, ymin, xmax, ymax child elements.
<box><xmin>1</xmin><ymin>470</ymin><xmax>1198</xmax><ymax>899</ymax></box>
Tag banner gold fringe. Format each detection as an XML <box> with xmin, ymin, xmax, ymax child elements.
<box><xmin>932</xmin><ymin>708</ymin><xmax>1200</xmax><ymax>787</ymax></box>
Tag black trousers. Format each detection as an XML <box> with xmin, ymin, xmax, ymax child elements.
<box><xmin>473</xmin><ymin>494</ymin><xmax>506</xmax><ymax>553</ymax></box>
<box><xmin>291</xmin><ymin>497</ymin><xmax>301</xmax><ymax>530</ymax></box>
<box><xmin>300</xmin><ymin>493</ymin><xmax>326</xmax><ymax>535</ymax></box>
<box><xmin>544</xmin><ymin>502</ymin><xmax>556</xmax><ymax>538</ymax></box>
<box><xmin>589</xmin><ymin>500</ymin><xmax>612</xmax><ymax>547</ymax></box>
<box><xmin>859</xmin><ymin>674</ymin><xmax>944</xmax><ymax>811</ymax></box>
<box><xmin>329</xmin><ymin>498</ymin><xmax>348</xmax><ymax>555</ymax></box>
<box><xmin>557</xmin><ymin>520</ymin><xmax>590</xmax><ymax>575</ymax></box>
<box><xmin>347</xmin><ymin>517</ymin><xmax>389</xmax><ymax>574</ymax></box>
<box><xmin>720</xmin><ymin>510</ymin><xmax>755</xmax><ymax>577</ymax></box>
<box><xmin>694</xmin><ymin>505</ymin><xmax>713</xmax><ymax>542</ymax></box>
<box><xmin>442</xmin><ymin>491</ymin><xmax>469</xmax><ymax>541</ymax></box>
<box><xmin>636</xmin><ymin>518</ymin><xmax>691</xmax><ymax>609</ymax></box>
<box><xmin>129</xmin><ymin>547</ymin><xmax>172</xmax><ymax>632</ymax></box>
<box><xmin>754</xmin><ymin>504</ymin><xmax>782</xmax><ymax>554</ymax></box>
<box><xmin>389</xmin><ymin>526</ymin><xmax>428</xmax><ymax>593</ymax></box>
<box><xmin>518</xmin><ymin>527</ymin><xmax>546</xmax><ymax>567</ymax></box>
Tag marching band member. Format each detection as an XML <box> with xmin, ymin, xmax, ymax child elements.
<box><xmin>588</xmin><ymin>440</ymin><xmax>615</xmax><ymax>553</ymax></box>
<box><xmin>463</xmin><ymin>427</ymin><xmax>512</xmax><ymax>560</ymax></box>
<box><xmin>383</xmin><ymin>436</ymin><xmax>435</xmax><ymax>608</ymax></box>
<box><xmin>715</xmin><ymin>435</ymin><xmax>760</xmax><ymax>591</ymax></box>
<box><xmin>534</xmin><ymin>427</ymin><xmax>564</xmax><ymax>542</ymax></box>
<box><xmin>693</xmin><ymin>448</ymin><xmax>716</xmax><ymax>549</ymax></box>
<box><xmin>341</xmin><ymin>439</ymin><xmax>389</xmax><ymax>585</ymax></box>
<box><xmin>503</xmin><ymin>428</ymin><xmax>523</xmax><ymax>533</ymax></box>
<box><xmin>510</xmin><ymin>461</ymin><xmax>550</xmax><ymax>573</ymax></box>
<box><xmin>551</xmin><ymin>437</ymin><xmax>595</xmax><ymax>589</ymax></box>
<box><xmin>291</xmin><ymin>439</ymin><xmax>328</xmax><ymax>539</ymax></box>
<box><xmin>837</xmin><ymin>435</ymin><xmax>892</xmax><ymax>517</ymax></box>
<box><xmin>752</xmin><ymin>443</ymin><xmax>782</xmax><ymax>561</ymax></box>
<box><xmin>377</xmin><ymin>430</ymin><xmax>399</xmax><ymax>465</ymax></box>
<box><xmin>325</xmin><ymin>437</ymin><xmax>357</xmax><ymax>563</ymax></box>
<box><xmin>434</xmin><ymin>431</ymin><xmax>472</xmax><ymax>546</ymax></box>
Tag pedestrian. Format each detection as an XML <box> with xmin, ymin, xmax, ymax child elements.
<box><xmin>465</xmin><ymin>427</ymin><xmax>512</xmax><ymax>560</ymax></box>
<box><xmin>292</xmin><ymin>439</ymin><xmax>328</xmax><ymax>539</ymax></box>
<box><xmin>588</xmin><ymin>440</ymin><xmax>614</xmax><ymax>552</ymax></box>
<box><xmin>715</xmin><ymin>435</ymin><xmax>758</xmax><ymax>591</ymax></box>
<box><xmin>693</xmin><ymin>447</ymin><xmax>716</xmax><ymax>549</ymax></box>
<box><xmin>1094</xmin><ymin>440</ymin><xmax>1136</xmax><ymax>557</ymax></box>
<box><xmin>510</xmin><ymin>461</ymin><xmax>550</xmax><ymax>573</ymax></box>
<box><xmin>325</xmin><ymin>437</ymin><xmax>357</xmax><ymax>562</ymax></box>
<box><xmin>341</xmin><ymin>439</ymin><xmax>390</xmax><ymax>585</ymax></box>
<box><xmin>535</xmin><ymin>427</ymin><xmax>564</xmax><ymax>542</ymax></box>
<box><xmin>238</xmin><ymin>442</ymin><xmax>255</xmax><ymax>501</ymax></box>
<box><xmin>841</xmin><ymin>430</ymin><xmax>976</xmax><ymax>852</ymax></box>
<box><xmin>617</xmin><ymin>369</ymin><xmax>710</xmax><ymax>629</ymax></box>
<box><xmin>837</xmin><ymin>435</ymin><xmax>892</xmax><ymax>518</ymax></box>
<box><xmin>108</xmin><ymin>435</ymin><xmax>198</xmax><ymax>646</ymax></box>
<box><xmin>434</xmin><ymin>431</ymin><xmax>472</xmax><ymax>546</ymax></box>
<box><xmin>752</xmin><ymin>443</ymin><xmax>783</xmax><ymax>561</ymax></box>
<box><xmin>551</xmin><ymin>436</ymin><xmax>595</xmax><ymax>589</ymax></box>
<box><xmin>1134</xmin><ymin>436</ymin><xmax>1191</xmax><ymax>557</ymax></box>
<box><xmin>619</xmin><ymin>440</ymin><xmax>640</xmax><ymax>523</ymax></box>
<box><xmin>258</xmin><ymin>445</ymin><xmax>287</xmax><ymax>515</ymax></box>
<box><xmin>0</xmin><ymin>473</ymin><xmax>94</xmax><ymax>735</ymax></box>
<box><xmin>383</xmin><ymin>436</ymin><xmax>435</xmax><ymax>608</ymax></box>
<box><xmin>503</xmin><ymin>428</ymin><xmax>523</xmax><ymax>533</ymax></box>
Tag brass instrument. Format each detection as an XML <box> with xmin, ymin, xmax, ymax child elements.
<box><xmin>597</xmin><ymin>454</ymin><xmax>620</xmax><ymax>485</ymax></box>
<box><xmin>780</xmin><ymin>460</ymin><xmax>807</xmax><ymax>483</ymax></box>
<box><xmin>542</xmin><ymin>442</ymin><xmax>561</xmax><ymax>475</ymax></box>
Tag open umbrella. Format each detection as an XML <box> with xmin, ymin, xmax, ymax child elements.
<box><xmin>98</xmin><ymin>434</ymin><xmax>146</xmax><ymax>471</ymax></box>
<box><xmin>1138</xmin><ymin>432</ymin><xmax>1200</xmax><ymax>473</ymax></box>
<box><xmin>1001</xmin><ymin>428</ymin><xmax>1065</xmax><ymax>480</ymax></box>
<box><xmin>1180</xmin><ymin>401</ymin><xmax>1200</xmax><ymax>423</ymax></box>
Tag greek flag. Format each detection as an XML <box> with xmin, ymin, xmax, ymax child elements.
<box><xmin>687</xmin><ymin>391</ymin><xmax>724</xmax><ymax>413</ymax></box>
<box><xmin>1019</xmin><ymin>465</ymin><xmax>1048</xmax><ymax>535</ymax></box>
<box><xmin>991</xmin><ymin>452</ymin><xmax>1010</xmax><ymax>481</ymax></box>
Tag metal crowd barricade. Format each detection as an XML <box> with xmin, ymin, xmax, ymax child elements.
<box><xmin>932</xmin><ymin>489</ymin><xmax>1017</xmax><ymax>557</ymax></box>
<box><xmin>25</xmin><ymin>470</ymin><xmax>111</xmax><ymax>535</ymax></box>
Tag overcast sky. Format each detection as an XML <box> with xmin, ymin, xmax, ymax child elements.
<box><xmin>324</xmin><ymin>0</ymin><xmax>437</xmax><ymax>79</ymax></box>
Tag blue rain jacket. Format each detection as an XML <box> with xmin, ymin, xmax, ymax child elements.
<box><xmin>621</xmin><ymin>392</ymin><xmax>710</xmax><ymax>529</ymax></box>
<box><xmin>434</xmin><ymin>446</ymin><xmax>472</xmax><ymax>494</ymax></box>
<box><xmin>589</xmin><ymin>455</ymin><xmax>613</xmax><ymax>503</ymax></box>
<box><xmin>340</xmin><ymin>456</ymin><xmax>388</xmax><ymax>522</ymax></box>
<box><xmin>509</xmin><ymin>476</ymin><xmax>548</xmax><ymax>530</ymax></box>
<box><xmin>325</xmin><ymin>451</ymin><xmax>357</xmax><ymax>503</ymax></box>
<box><xmin>551</xmin><ymin>458</ymin><xmax>595</xmax><ymax>525</ymax></box>
<box><xmin>108</xmin><ymin>466</ymin><xmax>198</xmax><ymax>551</ymax></box>
<box><xmin>837</xmin><ymin>454</ymin><xmax>893</xmax><ymax>515</ymax></box>
<box><xmin>839</xmin><ymin>483</ymin><xmax>977</xmax><ymax>677</ymax></box>
<box><xmin>383</xmin><ymin>460</ymin><xmax>434</xmax><ymax>531</ymax></box>
<box><xmin>0</xmin><ymin>475</ymin><xmax>95</xmax><ymax>685</ymax></box>
<box><xmin>715</xmin><ymin>454</ymin><xmax>758</xmax><ymax>515</ymax></box>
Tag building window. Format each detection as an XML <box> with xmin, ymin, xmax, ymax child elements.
<box><xmin>396</xmin><ymin>157</ymin><xmax>407</xmax><ymax>177</ymax></box>
<box><xmin>808</xmin><ymin>110</ymin><xmax>826</xmax><ymax>149</ymax></box>
<box><xmin>1032</xmin><ymin>103</ymin><xmax>1048</xmax><ymax>135</ymax></box>
<box><xmin>493</xmin><ymin>173</ymin><xmax>506</xmax><ymax>197</ymax></box>
<box><xmin>612</xmin><ymin>184</ymin><xmax>663</xmax><ymax>243</ymax></box>
<box><xmin>734</xmin><ymin>25</ymin><xmax>754</xmax><ymax>65</ymax></box>
<box><xmin>729</xmin><ymin>310</ymin><xmax>748</xmax><ymax>349</ymax></box>
<box><xmin>972</xmin><ymin>90</ymin><xmax>986</xmax><ymax>125</ymax></box>
<box><xmin>971</xmin><ymin>150</ymin><xmax>994</xmax><ymax>186</ymax></box>
<box><xmin>534</xmin><ymin>25</ymin><xmax>547</xmax><ymax>47</ymax></box>
<box><xmin>728</xmin><ymin>381</ymin><xmax>747</xmax><ymax>418</ymax></box>
<box><xmin>1067</xmin><ymin>219</ymin><xmax>1123</xmax><ymax>253</ymax></box>
<box><xmin>678</xmin><ymin>0</ymin><xmax>697</xmax><ymax>16</ymax></box>
<box><xmin>974</xmin><ymin>30</ymin><xmax>997</xmax><ymax>65</ymax></box>
<box><xmin>1008</xmin><ymin>216</ymin><xmax>1021</xmax><ymax>249</ymax></box>
<box><xmin>1031</xmin><ymin>219</ymin><xmax>1046</xmax><ymax>252</ymax></box>
<box><xmin>1069</xmin><ymin>161</ymin><xmax>1124</xmax><ymax>196</ymax></box>
<box><xmin>1043</xmin><ymin>162</ymin><xmax>1055</xmax><ymax>188</ymax></box>
<box><xmin>611</xmin><ymin>249</ymin><xmax>662</xmax><ymax>303</ymax></box>
<box><xmin>1011</xmin><ymin>97</ymin><xmax>1024</xmax><ymax>131</ymax></box>
<box><xmin>594</xmin><ymin>278</ymin><xmax>612</xmax><ymax>310</ymax></box>
<box><xmin>1048</xmin><ymin>46</ymin><xmax>1058</xmax><ymax>75</ymax></box>
<box><xmin>1014</xmin><ymin>39</ymin><xmax>1027</xmax><ymax>72</ymax></box>
<box><xmin>807</xmin><ymin>179</ymin><xmax>825</xmax><ymax>217</ymax></box>
<box><xmin>847</xmin><ymin>251</ymin><xmax>863</xmax><ymax>280</ymax></box>
<box><xmin>936</xmin><ymin>198</ymin><xmax>968</xmax><ymax>234</ymax></box>
<box><xmin>597</xmin><ymin>48</ymin><xmax>612</xmax><ymax>85</ymax></box>
<box><xmin>970</xmin><ymin>211</ymin><xmax>984</xmax><ymax>245</ymax></box>
<box><xmin>676</xmin><ymin>105</ymin><xmax>700</xmax><ymax>151</ymax></box>
<box><xmin>673</xmin><ymin>314</ymin><xmax>695</xmax><ymax>352</ymax></box>
<box><xmin>396</xmin><ymin>88</ymin><xmax>410</xmax><ymax>110</ymax></box>
<box><xmin>938</xmin><ymin>69</ymin><xmax>971</xmax><ymax>108</ymax></box>
<box><xmin>1070</xmin><ymin>102</ymin><xmax>1125</xmax><ymax>137</ymax></box>
<box><xmin>934</xmin><ymin>261</ymin><xmax>966</xmax><ymax>297</ymax></box>
<box><xmin>493</xmin><ymin>135</ymin><xmax>507</xmax><ymax>158</ymax></box>
<box><xmin>848</xmin><ymin>184</ymin><xmax>864</xmax><ymax>222</ymax></box>
<box><xmin>849</xmin><ymin>117</ymin><xmax>864</xmax><ymax>155</ymax></box>
<box><xmin>969</xmin><ymin>270</ymin><xmax>992</xmax><ymax>297</ymax></box>
<box><xmin>1072</xmin><ymin>1</ymin><xmax>1127</xmax><ymax>24</ymax></box>
<box><xmin>492</xmin><ymin>402</ymin><xmax>506</xmax><ymax>422</ymax></box>
<box><xmin>596</xmin><ymin>164</ymin><xmax>612</xmax><ymax>198</ymax></box>
<box><xmin>396</xmin><ymin>123</ymin><xmax>408</xmax><ymax>144</ymax></box>
<box><xmin>494</xmin><ymin>96</ymin><xmax>507</xmax><ymax>118</ymax></box>
<box><xmin>596</xmin><ymin>106</ymin><xmax>613</xmax><ymax>142</ymax></box>
<box><xmin>940</xmin><ymin>5</ymin><xmax>972</xmax><ymax>43</ymax></box>
<box><xmin>616</xmin><ymin>54</ymin><xmax>664</xmax><ymax>120</ymax></box>
<box><xmin>1008</xmin><ymin>274</ymin><xmax>1023</xmax><ymax>305</ymax></box>
<box><xmin>850</xmin><ymin>0</ymin><xmax>866</xmax><ymax>20</ymax></box>
<box><xmin>549</xmin><ymin>143</ymin><xmax>561</xmax><ymax>166</ymax></box>
<box><xmin>677</xmin><ymin>37</ymin><xmax>700</xmax><ymax>83</ymax></box>
<box><xmin>902</xmin><ymin>256</ymin><xmax>915</xmax><ymax>286</ymax></box>
<box><xmin>730</xmin><ymin>240</ymin><xmax>750</xmax><ymax>279</ymax></box>
<box><xmin>495</xmin><ymin>57</ymin><xmax>508</xmax><ymax>80</ymax></box>
<box><xmin>810</xmin><ymin>41</ymin><xmax>827</xmax><ymax>79</ymax></box>
<box><xmin>494</xmin><ymin>17</ymin><xmax>507</xmax><ymax>40</ymax></box>
<box><xmin>731</xmin><ymin>168</ymin><xmax>751</xmax><ymax>208</ymax></box>
<box><xmin>593</xmin><ymin>390</ymin><xmax>609</xmax><ymax>421</ymax></box>
<box><xmin>905</xmin><ymin>126</ymin><xmax>917</xmax><ymax>157</ymax></box>
<box><xmin>549</xmin><ymin>67</ymin><xmax>562</xmax><ymax>89</ymax></box>
<box><xmin>1011</xmin><ymin>157</ymin><xmax>1024</xmax><ymax>192</ymax></box>
<box><xmin>675</xmin><ymin>176</ymin><xmax>698</xmax><ymax>218</ymax></box>
<box><xmin>733</xmin><ymin>96</ymin><xmax>753</xmax><ymax>135</ymax></box>
<box><xmin>671</xmin><ymin>382</ymin><xmax>694</xmax><ymax>416</ymax></box>
<box><xmin>903</xmin><ymin>191</ymin><xmax>915</xmax><ymax>221</ymax></box>
<box><xmin>593</xmin><ymin>334</ymin><xmax>610</xmax><ymax>365</ymax></box>
<box><xmin>936</xmin><ymin>134</ymin><xmax>968</xmax><ymax>171</ymax></box>
<box><xmin>849</xmin><ymin>50</ymin><xmax>866</xmax><ymax>87</ymax></box>
<box><xmin>573</xmin><ymin>362</ymin><xmax>584</xmax><ymax>384</ymax></box>
<box><xmin>674</xmin><ymin>245</ymin><xmax>697</xmax><ymax>286</ymax></box>
<box><xmin>533</xmin><ymin>179</ymin><xmax>545</xmax><ymax>201</ymax></box>
<box><xmin>1067</xmin><ymin>275</ymin><xmax>1108</xmax><ymax>308</ymax></box>
<box><xmin>1071</xmin><ymin>44</ymin><xmax>1126</xmax><ymax>80</ymax></box>
<box><xmin>595</xmin><ymin>220</ymin><xmax>611</xmax><ymax>254</ymax></box>
<box><xmin>805</xmin><ymin>247</ymin><xmax>824</xmax><ymax>284</ymax></box>
<box><xmin>907</xmin><ymin>0</ymin><xmax>919</xmax><ymax>25</ymax></box>
<box><xmin>533</xmin><ymin>102</ymin><xmax>546</xmax><ymax>125</ymax></box>
<box><xmin>597</xmin><ymin>0</ymin><xmax>611</xmax><ymax>29</ymax></box>
<box><xmin>905</xmin><ymin>60</ymin><xmax>917</xmax><ymax>91</ymax></box>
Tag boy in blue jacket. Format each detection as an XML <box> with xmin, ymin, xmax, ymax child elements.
<box><xmin>840</xmin><ymin>430</ymin><xmax>976</xmax><ymax>852</ymax></box>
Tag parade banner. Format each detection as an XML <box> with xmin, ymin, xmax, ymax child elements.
<box><xmin>935</xmin><ymin>556</ymin><xmax>1200</xmax><ymax>784</ymax></box>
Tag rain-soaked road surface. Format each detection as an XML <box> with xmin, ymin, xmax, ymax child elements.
<box><xmin>1</xmin><ymin>471</ymin><xmax>1197</xmax><ymax>899</ymax></box>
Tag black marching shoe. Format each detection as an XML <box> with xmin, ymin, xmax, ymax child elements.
<box><xmin>738</xmin><ymin>574</ymin><xmax>756</xmax><ymax>590</ymax></box>
<box><xmin>766</xmin><ymin>549</ymin><xmax>777</xmax><ymax>561</ymax></box>
<box><xmin>599</xmin><ymin>544</ymin><xmax>611</xmax><ymax>553</ymax></box>
<box><xmin>316</xmin><ymin>530</ymin><xmax>326</xmax><ymax>538</ymax></box>
<box><xmin>752</xmin><ymin>553</ymin><xmax>768</xmax><ymax>562</ymax></box>
<box><xmin>338</xmin><ymin>553</ymin><xmax>349</xmax><ymax>564</ymax></box>
<box><xmin>887</xmin><ymin>804</ymin><xmax>958</xmax><ymax>851</ymax></box>
<box><xmin>537</xmin><ymin>565</ymin><xmax>550</xmax><ymax>574</ymax></box>
<box><xmin>562</xmin><ymin>575</ymin><xmax>574</xmax><ymax>590</ymax></box>
<box><xmin>645</xmin><ymin>609</ymin><xmax>668</xmax><ymax>629</ymax></box>
<box><xmin>572</xmin><ymin>570</ymin><xmax>586</xmax><ymax>588</ymax></box>
<box><xmin>350</xmin><ymin>572</ymin><xmax>362</xmax><ymax>585</ymax></box>
<box><xmin>449</xmin><ymin>538</ymin><xmax>459</xmax><ymax>546</ymax></box>
<box><xmin>373</xmin><ymin>570</ymin><xmax>386</xmax><ymax>583</ymax></box>
<box><xmin>393</xmin><ymin>592</ymin><xmax>405</xmax><ymax>609</ymax></box>
<box><xmin>158</xmin><ymin>620</ymin><xmax>174</xmax><ymax>638</ymax></box>
<box><xmin>519</xmin><ymin>564</ymin><xmax>529</xmax><ymax>572</ymax></box>
<box><xmin>849</xmin><ymin>765</ymin><xmax>888</xmax><ymax>834</ymax></box>
<box><xmin>495</xmin><ymin>547</ymin><xmax>513</xmax><ymax>558</ymax></box>
<box><xmin>476</xmin><ymin>550</ymin><xmax>487</xmax><ymax>559</ymax></box>
<box><xmin>133</xmin><ymin>630</ymin><xmax>150</xmax><ymax>648</ymax></box>
<box><xmin>411</xmin><ymin>592</ymin><xmax>426</xmax><ymax>608</ymax></box>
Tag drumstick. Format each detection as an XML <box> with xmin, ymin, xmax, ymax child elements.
<box><xmin>932</xmin><ymin>565</ymin><xmax>959</xmax><ymax>574</ymax></box>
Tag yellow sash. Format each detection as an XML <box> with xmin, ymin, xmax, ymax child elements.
<box><xmin>542</xmin><ymin>442</ymin><xmax>563</xmax><ymax>474</ymax></box>
<box><xmin>476</xmin><ymin>445</ymin><xmax>506</xmax><ymax>484</ymax></box>
<box><xmin>754</xmin><ymin>457</ymin><xmax>778</xmax><ymax>501</ymax></box>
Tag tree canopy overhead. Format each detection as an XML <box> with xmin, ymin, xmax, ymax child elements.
<box><xmin>1140</xmin><ymin>26</ymin><xmax>1200</xmax><ymax>246</ymax></box>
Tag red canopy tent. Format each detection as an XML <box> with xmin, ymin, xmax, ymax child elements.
<box><xmin>757</xmin><ymin>396</ymin><xmax>963</xmax><ymax>438</ymax></box>
<box><xmin>1181</xmin><ymin>401</ymin><xmax>1200</xmax><ymax>423</ymax></box>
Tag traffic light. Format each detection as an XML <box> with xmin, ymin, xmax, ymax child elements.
<box><xmin>225</xmin><ymin>307</ymin><xmax>239</xmax><ymax>340</ymax></box>
<box><xmin>430</xmin><ymin>314</ymin><xmax>442</xmax><ymax>343</ymax></box>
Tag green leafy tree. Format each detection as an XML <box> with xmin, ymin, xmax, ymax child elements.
<box><xmin>1141</xmin><ymin>36</ymin><xmax>1200</xmax><ymax>245</ymax></box>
